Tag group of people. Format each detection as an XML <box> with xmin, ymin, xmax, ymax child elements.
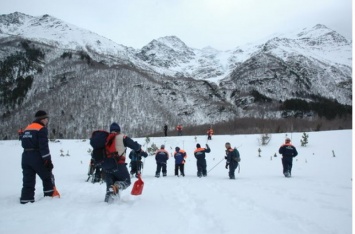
<box><xmin>163</xmin><ymin>124</ymin><xmax>214</xmax><ymax>141</ymax></box>
<box><xmin>19</xmin><ymin>109</ymin><xmax>298</xmax><ymax>204</ymax></box>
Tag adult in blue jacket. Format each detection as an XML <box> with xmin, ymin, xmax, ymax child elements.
<box><xmin>155</xmin><ymin>145</ymin><xmax>169</xmax><ymax>177</ymax></box>
<box><xmin>174</xmin><ymin>147</ymin><xmax>186</xmax><ymax>177</ymax></box>
<box><xmin>278</xmin><ymin>138</ymin><xmax>298</xmax><ymax>177</ymax></box>
<box><xmin>225</xmin><ymin>142</ymin><xmax>240</xmax><ymax>179</ymax></box>
<box><xmin>20</xmin><ymin>110</ymin><xmax>54</xmax><ymax>204</ymax></box>
<box><xmin>194</xmin><ymin>143</ymin><xmax>211</xmax><ymax>177</ymax></box>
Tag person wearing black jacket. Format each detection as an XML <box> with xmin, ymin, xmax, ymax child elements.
<box><xmin>20</xmin><ymin>110</ymin><xmax>55</xmax><ymax>204</ymax></box>
<box><xmin>225</xmin><ymin>142</ymin><xmax>240</xmax><ymax>180</ymax></box>
<box><xmin>129</xmin><ymin>149</ymin><xmax>148</xmax><ymax>178</ymax></box>
<box><xmin>278</xmin><ymin>138</ymin><xmax>298</xmax><ymax>177</ymax></box>
<box><xmin>194</xmin><ymin>143</ymin><xmax>211</xmax><ymax>177</ymax></box>
<box><xmin>163</xmin><ymin>124</ymin><xmax>168</xmax><ymax>136</ymax></box>
<box><xmin>103</xmin><ymin>122</ymin><xmax>147</xmax><ymax>202</ymax></box>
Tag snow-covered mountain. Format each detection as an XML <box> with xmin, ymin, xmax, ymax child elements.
<box><xmin>0</xmin><ymin>12</ymin><xmax>352</xmax><ymax>139</ymax></box>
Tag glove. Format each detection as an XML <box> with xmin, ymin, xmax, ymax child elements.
<box><xmin>141</xmin><ymin>150</ymin><xmax>148</xmax><ymax>157</ymax></box>
<box><xmin>225</xmin><ymin>163</ymin><xmax>229</xmax><ymax>169</ymax></box>
<box><xmin>44</xmin><ymin>159</ymin><xmax>54</xmax><ymax>171</ymax></box>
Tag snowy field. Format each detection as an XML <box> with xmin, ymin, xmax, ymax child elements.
<box><xmin>0</xmin><ymin>130</ymin><xmax>352</xmax><ymax>234</ymax></box>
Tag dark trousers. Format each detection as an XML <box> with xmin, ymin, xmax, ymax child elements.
<box><xmin>196</xmin><ymin>159</ymin><xmax>207</xmax><ymax>176</ymax></box>
<box><xmin>175</xmin><ymin>164</ymin><xmax>185</xmax><ymax>176</ymax></box>
<box><xmin>20</xmin><ymin>152</ymin><xmax>53</xmax><ymax>203</ymax></box>
<box><xmin>130</xmin><ymin>161</ymin><xmax>143</xmax><ymax>175</ymax></box>
<box><xmin>156</xmin><ymin>162</ymin><xmax>167</xmax><ymax>176</ymax></box>
<box><xmin>282</xmin><ymin>157</ymin><xmax>293</xmax><ymax>174</ymax></box>
<box><xmin>104</xmin><ymin>164</ymin><xmax>131</xmax><ymax>192</ymax></box>
<box><xmin>228</xmin><ymin>162</ymin><xmax>238</xmax><ymax>179</ymax></box>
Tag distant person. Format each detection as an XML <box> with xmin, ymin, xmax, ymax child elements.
<box><xmin>18</xmin><ymin>128</ymin><xmax>24</xmax><ymax>141</ymax></box>
<box><xmin>194</xmin><ymin>143</ymin><xmax>211</xmax><ymax>177</ymax></box>
<box><xmin>176</xmin><ymin>124</ymin><xmax>183</xmax><ymax>136</ymax></box>
<box><xmin>174</xmin><ymin>147</ymin><xmax>187</xmax><ymax>177</ymax></box>
<box><xmin>20</xmin><ymin>110</ymin><xmax>58</xmax><ymax>204</ymax></box>
<box><xmin>129</xmin><ymin>149</ymin><xmax>148</xmax><ymax>178</ymax></box>
<box><xmin>225</xmin><ymin>142</ymin><xmax>240</xmax><ymax>180</ymax></box>
<box><xmin>164</xmin><ymin>124</ymin><xmax>168</xmax><ymax>136</ymax></box>
<box><xmin>207</xmin><ymin>127</ymin><xmax>214</xmax><ymax>140</ymax></box>
<box><xmin>155</xmin><ymin>145</ymin><xmax>169</xmax><ymax>177</ymax></box>
<box><xmin>278</xmin><ymin>138</ymin><xmax>298</xmax><ymax>177</ymax></box>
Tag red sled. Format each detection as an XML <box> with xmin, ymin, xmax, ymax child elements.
<box><xmin>131</xmin><ymin>174</ymin><xmax>144</xmax><ymax>196</ymax></box>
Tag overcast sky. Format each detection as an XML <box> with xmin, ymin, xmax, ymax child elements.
<box><xmin>0</xmin><ymin>0</ymin><xmax>352</xmax><ymax>50</ymax></box>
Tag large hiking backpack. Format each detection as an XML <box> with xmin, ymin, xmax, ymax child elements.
<box><xmin>233</xmin><ymin>148</ymin><xmax>241</xmax><ymax>162</ymax></box>
<box><xmin>90</xmin><ymin>130</ymin><xmax>109</xmax><ymax>163</ymax></box>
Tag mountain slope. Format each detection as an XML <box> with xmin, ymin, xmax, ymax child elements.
<box><xmin>0</xmin><ymin>12</ymin><xmax>352</xmax><ymax>139</ymax></box>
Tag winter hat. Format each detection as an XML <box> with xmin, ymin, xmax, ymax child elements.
<box><xmin>35</xmin><ymin>110</ymin><xmax>48</xmax><ymax>120</ymax></box>
<box><xmin>175</xmin><ymin>147</ymin><xmax>180</xmax><ymax>152</ymax></box>
<box><xmin>196</xmin><ymin>143</ymin><xmax>201</xmax><ymax>148</ymax></box>
<box><xmin>110</xmin><ymin>122</ymin><xmax>121</xmax><ymax>132</ymax></box>
<box><xmin>161</xmin><ymin>144</ymin><xmax>165</xmax><ymax>149</ymax></box>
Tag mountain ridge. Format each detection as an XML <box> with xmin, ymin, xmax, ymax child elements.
<box><xmin>0</xmin><ymin>12</ymin><xmax>352</xmax><ymax>139</ymax></box>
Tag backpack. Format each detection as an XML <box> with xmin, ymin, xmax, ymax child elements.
<box><xmin>105</xmin><ymin>132</ymin><xmax>119</xmax><ymax>158</ymax></box>
<box><xmin>89</xmin><ymin>130</ymin><xmax>109</xmax><ymax>163</ymax></box>
<box><xmin>233</xmin><ymin>148</ymin><xmax>241</xmax><ymax>162</ymax></box>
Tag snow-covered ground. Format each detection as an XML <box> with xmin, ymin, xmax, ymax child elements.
<box><xmin>0</xmin><ymin>130</ymin><xmax>351</xmax><ymax>234</ymax></box>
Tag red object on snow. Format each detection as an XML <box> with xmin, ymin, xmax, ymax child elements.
<box><xmin>131</xmin><ymin>174</ymin><xmax>144</xmax><ymax>195</ymax></box>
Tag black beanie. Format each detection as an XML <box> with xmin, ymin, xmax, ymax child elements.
<box><xmin>196</xmin><ymin>143</ymin><xmax>201</xmax><ymax>148</ymax></box>
<box><xmin>35</xmin><ymin>110</ymin><xmax>48</xmax><ymax>120</ymax></box>
<box><xmin>110</xmin><ymin>122</ymin><xmax>121</xmax><ymax>132</ymax></box>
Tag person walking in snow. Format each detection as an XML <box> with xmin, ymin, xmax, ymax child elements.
<box><xmin>129</xmin><ymin>149</ymin><xmax>148</xmax><ymax>178</ymax></box>
<box><xmin>155</xmin><ymin>144</ymin><xmax>169</xmax><ymax>177</ymax></box>
<box><xmin>278</xmin><ymin>138</ymin><xmax>298</xmax><ymax>177</ymax></box>
<box><xmin>20</xmin><ymin>110</ymin><xmax>58</xmax><ymax>204</ymax></box>
<box><xmin>101</xmin><ymin>122</ymin><xmax>147</xmax><ymax>202</ymax></box>
<box><xmin>164</xmin><ymin>124</ymin><xmax>168</xmax><ymax>136</ymax></box>
<box><xmin>207</xmin><ymin>127</ymin><xmax>213</xmax><ymax>140</ymax></box>
<box><xmin>18</xmin><ymin>128</ymin><xmax>24</xmax><ymax>140</ymax></box>
<box><xmin>194</xmin><ymin>143</ymin><xmax>211</xmax><ymax>177</ymax></box>
<box><xmin>176</xmin><ymin>124</ymin><xmax>183</xmax><ymax>136</ymax></box>
<box><xmin>225</xmin><ymin>142</ymin><xmax>240</xmax><ymax>180</ymax></box>
<box><xmin>174</xmin><ymin>146</ymin><xmax>187</xmax><ymax>177</ymax></box>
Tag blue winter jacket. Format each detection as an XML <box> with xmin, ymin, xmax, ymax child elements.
<box><xmin>174</xmin><ymin>150</ymin><xmax>186</xmax><ymax>164</ymax></box>
<box><xmin>155</xmin><ymin>149</ymin><xmax>169</xmax><ymax>163</ymax></box>
<box><xmin>194</xmin><ymin>146</ymin><xmax>211</xmax><ymax>160</ymax></box>
<box><xmin>279</xmin><ymin>143</ymin><xmax>298</xmax><ymax>157</ymax></box>
<box><xmin>21</xmin><ymin>120</ymin><xmax>51</xmax><ymax>160</ymax></box>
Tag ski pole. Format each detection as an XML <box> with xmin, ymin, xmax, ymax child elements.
<box><xmin>207</xmin><ymin>157</ymin><xmax>225</xmax><ymax>173</ymax></box>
